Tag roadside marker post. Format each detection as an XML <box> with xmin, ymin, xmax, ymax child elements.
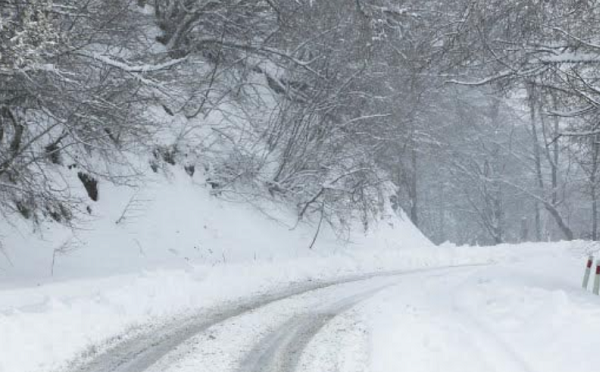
<box><xmin>583</xmin><ymin>255</ymin><xmax>594</xmax><ymax>289</ymax></box>
<box><xmin>594</xmin><ymin>260</ymin><xmax>600</xmax><ymax>296</ymax></box>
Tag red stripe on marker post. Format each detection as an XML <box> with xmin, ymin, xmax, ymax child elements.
<box><xmin>583</xmin><ymin>256</ymin><xmax>594</xmax><ymax>289</ymax></box>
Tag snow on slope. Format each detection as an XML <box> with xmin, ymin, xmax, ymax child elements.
<box><xmin>0</xmin><ymin>165</ymin><xmax>433</xmax><ymax>286</ymax></box>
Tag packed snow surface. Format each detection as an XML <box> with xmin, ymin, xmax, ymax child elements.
<box><xmin>364</xmin><ymin>241</ymin><xmax>600</xmax><ymax>372</ymax></box>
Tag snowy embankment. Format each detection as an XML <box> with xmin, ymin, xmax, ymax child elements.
<box><xmin>0</xmin><ymin>166</ymin><xmax>482</xmax><ymax>372</ymax></box>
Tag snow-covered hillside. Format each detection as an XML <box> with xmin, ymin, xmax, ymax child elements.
<box><xmin>0</xmin><ymin>163</ymin><xmax>433</xmax><ymax>286</ymax></box>
<box><xmin>4</xmin><ymin>2</ymin><xmax>600</xmax><ymax>372</ymax></box>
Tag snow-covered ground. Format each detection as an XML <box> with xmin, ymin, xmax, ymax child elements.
<box><xmin>1</xmin><ymin>167</ymin><xmax>599</xmax><ymax>372</ymax></box>
<box><xmin>364</xmin><ymin>241</ymin><xmax>600</xmax><ymax>372</ymax></box>
<box><xmin>0</xmin><ymin>165</ymin><xmax>463</xmax><ymax>372</ymax></box>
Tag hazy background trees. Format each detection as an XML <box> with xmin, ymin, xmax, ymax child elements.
<box><xmin>3</xmin><ymin>0</ymin><xmax>600</xmax><ymax>245</ymax></box>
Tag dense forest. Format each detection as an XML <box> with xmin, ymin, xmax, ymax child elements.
<box><xmin>2</xmin><ymin>0</ymin><xmax>600</xmax><ymax>245</ymax></box>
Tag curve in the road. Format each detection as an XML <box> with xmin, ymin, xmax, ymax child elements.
<box><xmin>237</xmin><ymin>286</ymin><xmax>388</xmax><ymax>372</ymax></box>
<box><xmin>67</xmin><ymin>264</ymin><xmax>485</xmax><ymax>372</ymax></box>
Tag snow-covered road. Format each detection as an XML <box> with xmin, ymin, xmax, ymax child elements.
<box><xmin>65</xmin><ymin>265</ymin><xmax>483</xmax><ymax>372</ymax></box>
<box><xmin>4</xmin><ymin>241</ymin><xmax>599</xmax><ymax>372</ymax></box>
<box><xmin>364</xmin><ymin>251</ymin><xmax>600</xmax><ymax>372</ymax></box>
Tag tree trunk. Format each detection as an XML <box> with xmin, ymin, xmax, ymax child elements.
<box><xmin>520</xmin><ymin>217</ymin><xmax>529</xmax><ymax>242</ymax></box>
<box><xmin>591</xmin><ymin>135</ymin><xmax>600</xmax><ymax>240</ymax></box>
<box><xmin>528</xmin><ymin>87</ymin><xmax>544</xmax><ymax>241</ymax></box>
<box><xmin>409</xmin><ymin>146</ymin><xmax>418</xmax><ymax>226</ymax></box>
<box><xmin>534</xmin><ymin>201</ymin><xmax>541</xmax><ymax>241</ymax></box>
<box><xmin>543</xmin><ymin>202</ymin><xmax>574</xmax><ymax>240</ymax></box>
<box><xmin>592</xmin><ymin>188</ymin><xmax>597</xmax><ymax>240</ymax></box>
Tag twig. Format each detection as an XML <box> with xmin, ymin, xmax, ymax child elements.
<box><xmin>309</xmin><ymin>203</ymin><xmax>325</xmax><ymax>250</ymax></box>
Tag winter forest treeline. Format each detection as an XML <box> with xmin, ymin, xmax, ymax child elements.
<box><xmin>2</xmin><ymin>0</ymin><xmax>600</xmax><ymax>245</ymax></box>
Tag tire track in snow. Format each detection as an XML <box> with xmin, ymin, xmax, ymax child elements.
<box><xmin>236</xmin><ymin>287</ymin><xmax>386</xmax><ymax>372</ymax></box>
<box><xmin>448</xmin><ymin>295</ymin><xmax>536</xmax><ymax>372</ymax></box>
<box><xmin>66</xmin><ymin>264</ymin><xmax>486</xmax><ymax>372</ymax></box>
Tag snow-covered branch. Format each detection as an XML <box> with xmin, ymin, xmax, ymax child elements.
<box><xmin>76</xmin><ymin>52</ymin><xmax>188</xmax><ymax>73</ymax></box>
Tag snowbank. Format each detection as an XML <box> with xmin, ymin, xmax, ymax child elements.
<box><xmin>0</xmin><ymin>248</ymin><xmax>496</xmax><ymax>372</ymax></box>
<box><xmin>361</xmin><ymin>240</ymin><xmax>600</xmax><ymax>372</ymax></box>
